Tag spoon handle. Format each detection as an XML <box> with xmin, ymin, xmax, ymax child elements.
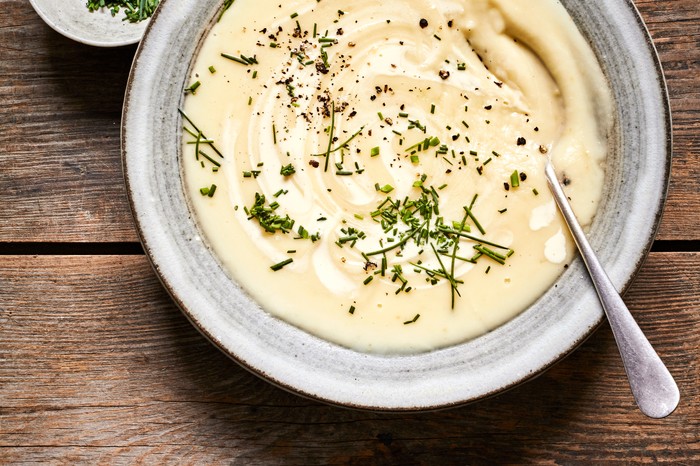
<box><xmin>545</xmin><ymin>161</ymin><xmax>679</xmax><ymax>418</ymax></box>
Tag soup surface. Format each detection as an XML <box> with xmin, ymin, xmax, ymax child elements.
<box><xmin>182</xmin><ymin>0</ymin><xmax>612</xmax><ymax>353</ymax></box>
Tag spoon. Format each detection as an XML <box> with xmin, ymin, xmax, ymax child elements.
<box><xmin>545</xmin><ymin>160</ymin><xmax>679</xmax><ymax>418</ymax></box>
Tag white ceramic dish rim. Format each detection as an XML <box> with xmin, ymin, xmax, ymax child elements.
<box><xmin>122</xmin><ymin>0</ymin><xmax>671</xmax><ymax>410</ymax></box>
<box><xmin>29</xmin><ymin>0</ymin><xmax>150</xmax><ymax>47</ymax></box>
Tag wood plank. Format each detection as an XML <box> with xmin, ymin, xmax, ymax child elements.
<box><xmin>636</xmin><ymin>1</ymin><xmax>700</xmax><ymax>241</ymax></box>
<box><xmin>0</xmin><ymin>1</ymin><xmax>138</xmax><ymax>243</ymax></box>
<box><xmin>0</xmin><ymin>0</ymin><xmax>697</xmax><ymax>243</ymax></box>
<box><xmin>0</xmin><ymin>253</ymin><xmax>698</xmax><ymax>463</ymax></box>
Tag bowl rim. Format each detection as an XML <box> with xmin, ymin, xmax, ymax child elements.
<box><xmin>122</xmin><ymin>0</ymin><xmax>672</xmax><ymax>410</ymax></box>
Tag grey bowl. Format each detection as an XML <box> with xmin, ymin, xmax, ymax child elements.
<box><xmin>122</xmin><ymin>0</ymin><xmax>670</xmax><ymax>410</ymax></box>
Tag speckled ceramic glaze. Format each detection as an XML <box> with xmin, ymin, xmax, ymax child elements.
<box><xmin>30</xmin><ymin>0</ymin><xmax>149</xmax><ymax>47</ymax></box>
<box><xmin>122</xmin><ymin>0</ymin><xmax>671</xmax><ymax>410</ymax></box>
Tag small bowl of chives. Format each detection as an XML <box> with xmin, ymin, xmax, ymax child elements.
<box><xmin>29</xmin><ymin>0</ymin><xmax>158</xmax><ymax>47</ymax></box>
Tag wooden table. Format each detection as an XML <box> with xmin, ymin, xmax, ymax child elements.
<box><xmin>1</xmin><ymin>1</ymin><xmax>698</xmax><ymax>463</ymax></box>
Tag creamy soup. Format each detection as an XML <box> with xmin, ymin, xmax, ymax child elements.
<box><xmin>181</xmin><ymin>0</ymin><xmax>612</xmax><ymax>353</ymax></box>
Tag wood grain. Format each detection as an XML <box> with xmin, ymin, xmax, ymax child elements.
<box><xmin>1</xmin><ymin>0</ymin><xmax>698</xmax><ymax>464</ymax></box>
<box><xmin>0</xmin><ymin>253</ymin><xmax>698</xmax><ymax>463</ymax></box>
<box><xmin>636</xmin><ymin>1</ymin><xmax>700</xmax><ymax>241</ymax></box>
<box><xmin>0</xmin><ymin>1</ymin><xmax>138</xmax><ymax>243</ymax></box>
<box><xmin>0</xmin><ymin>0</ymin><xmax>697</xmax><ymax>243</ymax></box>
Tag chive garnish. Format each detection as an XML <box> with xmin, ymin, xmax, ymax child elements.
<box><xmin>185</xmin><ymin>81</ymin><xmax>201</xmax><ymax>94</ymax></box>
<box><xmin>198</xmin><ymin>151</ymin><xmax>221</xmax><ymax>167</ymax></box>
<box><xmin>510</xmin><ymin>170</ymin><xmax>520</xmax><ymax>187</ymax></box>
<box><xmin>312</xmin><ymin>125</ymin><xmax>365</xmax><ymax>156</ymax></box>
<box><xmin>270</xmin><ymin>258</ymin><xmax>293</xmax><ymax>271</ymax></box>
<box><xmin>403</xmin><ymin>314</ymin><xmax>420</xmax><ymax>325</ymax></box>
<box><xmin>221</xmin><ymin>53</ymin><xmax>250</xmax><ymax>65</ymax></box>
<box><xmin>280</xmin><ymin>163</ymin><xmax>295</xmax><ymax>176</ymax></box>
<box><xmin>218</xmin><ymin>0</ymin><xmax>235</xmax><ymax>21</ymax></box>
<box><xmin>178</xmin><ymin>109</ymin><xmax>224</xmax><ymax>158</ymax></box>
<box><xmin>323</xmin><ymin>101</ymin><xmax>336</xmax><ymax>172</ymax></box>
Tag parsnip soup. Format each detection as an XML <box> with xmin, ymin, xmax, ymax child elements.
<box><xmin>181</xmin><ymin>0</ymin><xmax>612</xmax><ymax>353</ymax></box>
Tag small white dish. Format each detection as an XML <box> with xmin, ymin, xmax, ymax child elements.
<box><xmin>29</xmin><ymin>0</ymin><xmax>150</xmax><ymax>47</ymax></box>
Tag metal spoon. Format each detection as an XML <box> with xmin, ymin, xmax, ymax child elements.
<box><xmin>545</xmin><ymin>160</ymin><xmax>679</xmax><ymax>418</ymax></box>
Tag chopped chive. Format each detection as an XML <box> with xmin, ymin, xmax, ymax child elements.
<box><xmin>430</xmin><ymin>103</ymin><xmax>435</xmax><ymax>114</ymax></box>
<box><xmin>404</xmin><ymin>314</ymin><xmax>420</xmax><ymax>325</ymax></box>
<box><xmin>185</xmin><ymin>81</ymin><xmax>201</xmax><ymax>93</ymax></box>
<box><xmin>323</xmin><ymin>101</ymin><xmax>336</xmax><ymax>172</ymax></box>
<box><xmin>370</xmin><ymin>146</ymin><xmax>380</xmax><ymax>157</ymax></box>
<box><xmin>349</xmin><ymin>305</ymin><xmax>356</xmax><ymax>315</ymax></box>
<box><xmin>198</xmin><ymin>150</ymin><xmax>221</xmax><ymax>167</ymax></box>
<box><xmin>463</xmin><ymin>205</ymin><xmax>485</xmax><ymax>235</ymax></box>
<box><xmin>474</xmin><ymin>245</ymin><xmax>507</xmax><ymax>264</ymax></box>
<box><xmin>221</xmin><ymin>53</ymin><xmax>250</xmax><ymax>65</ymax></box>
<box><xmin>290</xmin><ymin>12</ymin><xmax>298</xmax><ymax>18</ymax></box>
<box><xmin>272</xmin><ymin>124</ymin><xmax>277</xmax><ymax>144</ymax></box>
<box><xmin>379</xmin><ymin>184</ymin><xmax>394</xmax><ymax>193</ymax></box>
<box><xmin>280</xmin><ymin>163</ymin><xmax>295</xmax><ymax>176</ymax></box>
<box><xmin>185</xmin><ymin>81</ymin><xmax>201</xmax><ymax>94</ymax></box>
<box><xmin>208</xmin><ymin>65</ymin><xmax>216</xmax><ymax>73</ymax></box>
<box><xmin>270</xmin><ymin>258</ymin><xmax>293</xmax><ymax>271</ymax></box>
<box><xmin>510</xmin><ymin>170</ymin><xmax>520</xmax><ymax>187</ymax></box>
<box><xmin>363</xmin><ymin>275</ymin><xmax>373</xmax><ymax>285</ymax></box>
<box><xmin>179</xmin><ymin>109</ymin><xmax>224</xmax><ymax>158</ymax></box>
